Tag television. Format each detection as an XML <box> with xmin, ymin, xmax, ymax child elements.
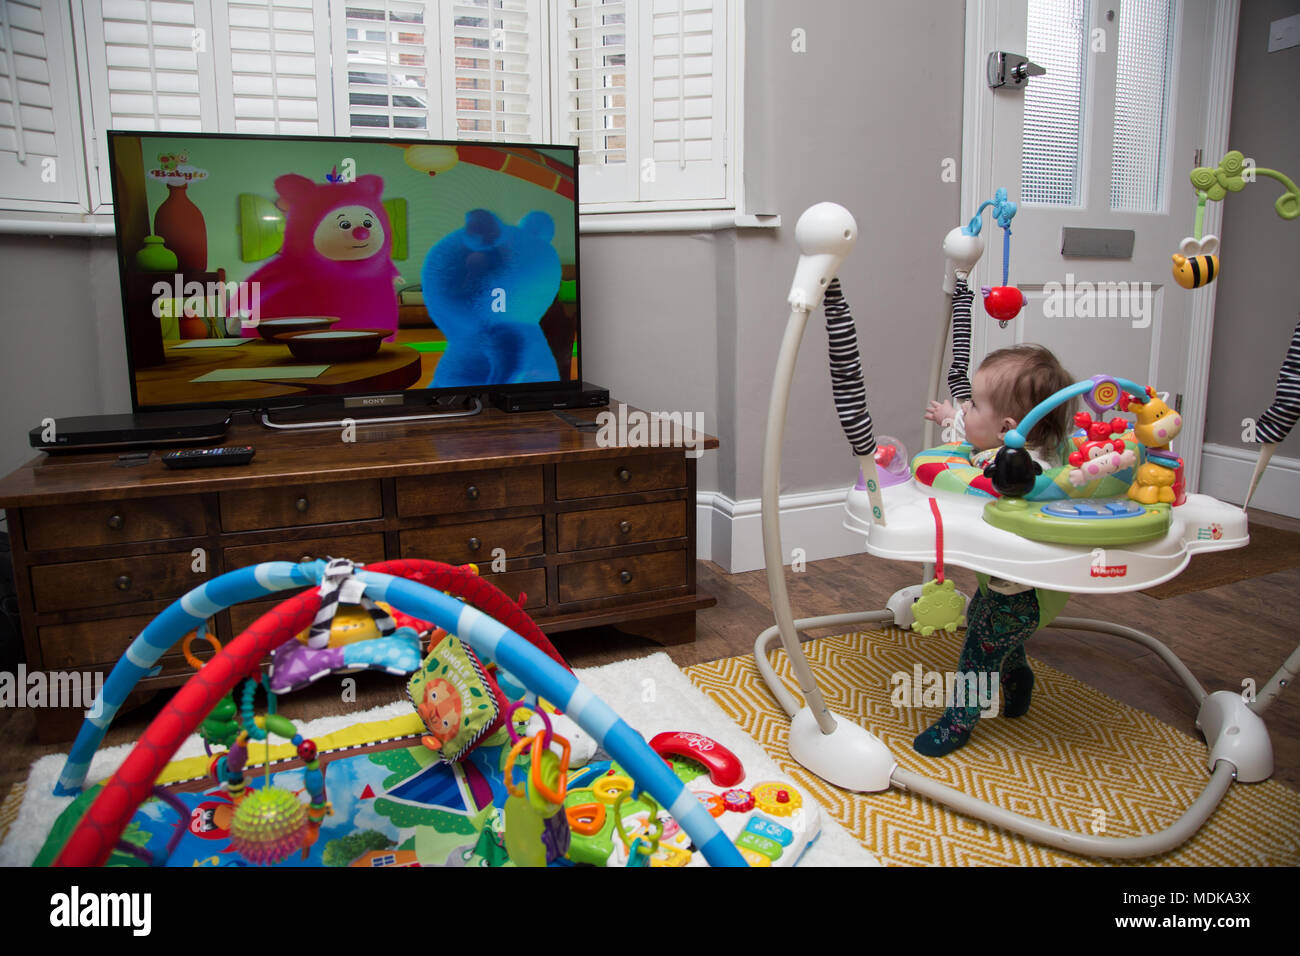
<box><xmin>106</xmin><ymin>131</ymin><xmax>581</xmax><ymax>420</ymax></box>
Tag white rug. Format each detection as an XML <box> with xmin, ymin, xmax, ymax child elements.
<box><xmin>0</xmin><ymin>652</ymin><xmax>878</xmax><ymax>867</ymax></box>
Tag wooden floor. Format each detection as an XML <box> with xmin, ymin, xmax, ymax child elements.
<box><xmin>3</xmin><ymin>507</ymin><xmax>1297</xmax><ymax>828</ymax></box>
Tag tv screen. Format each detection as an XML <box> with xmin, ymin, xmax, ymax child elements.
<box><xmin>107</xmin><ymin>131</ymin><xmax>580</xmax><ymax>413</ymax></box>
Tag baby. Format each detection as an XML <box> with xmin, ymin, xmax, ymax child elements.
<box><xmin>916</xmin><ymin>344</ymin><xmax>1075</xmax><ymax>756</ymax></box>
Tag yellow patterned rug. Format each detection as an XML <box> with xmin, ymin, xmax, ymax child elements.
<box><xmin>685</xmin><ymin>628</ymin><xmax>1300</xmax><ymax>866</ymax></box>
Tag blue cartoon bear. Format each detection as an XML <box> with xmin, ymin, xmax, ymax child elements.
<box><xmin>422</xmin><ymin>209</ymin><xmax>562</xmax><ymax>388</ymax></box>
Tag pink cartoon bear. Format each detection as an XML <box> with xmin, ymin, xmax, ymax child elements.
<box><xmin>243</xmin><ymin>173</ymin><xmax>399</xmax><ymax>338</ymax></box>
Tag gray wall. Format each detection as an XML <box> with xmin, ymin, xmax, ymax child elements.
<box><xmin>588</xmin><ymin>0</ymin><xmax>966</xmax><ymax>503</ymax></box>
<box><xmin>0</xmin><ymin>236</ymin><xmax>132</xmax><ymax>479</ymax></box>
<box><xmin>0</xmin><ymin>0</ymin><xmax>966</xmax><ymax>511</ymax></box>
<box><xmin>1204</xmin><ymin>0</ymin><xmax>1300</xmax><ymax>456</ymax></box>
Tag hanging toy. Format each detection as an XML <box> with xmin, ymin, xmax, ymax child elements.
<box><xmin>971</xmin><ymin>188</ymin><xmax>1025</xmax><ymax>326</ymax></box>
<box><xmin>1176</xmin><ymin>150</ymin><xmax>1300</xmax><ymax>290</ymax></box>
<box><xmin>501</xmin><ymin>703</ymin><xmax>572</xmax><ymax>866</ymax></box>
<box><xmin>910</xmin><ymin>498</ymin><xmax>967</xmax><ymax>636</ymax></box>
<box><xmin>210</xmin><ymin>678</ymin><xmax>331</xmax><ymax>865</ymax></box>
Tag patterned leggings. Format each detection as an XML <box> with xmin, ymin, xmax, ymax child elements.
<box><xmin>944</xmin><ymin>586</ymin><xmax>1040</xmax><ymax>730</ymax></box>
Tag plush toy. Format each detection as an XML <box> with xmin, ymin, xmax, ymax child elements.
<box><xmin>421</xmin><ymin>209</ymin><xmax>562</xmax><ymax>388</ymax></box>
<box><xmin>242</xmin><ymin>173</ymin><xmax>398</xmax><ymax>338</ymax></box>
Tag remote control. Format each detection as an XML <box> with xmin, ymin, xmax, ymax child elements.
<box><xmin>162</xmin><ymin>446</ymin><xmax>255</xmax><ymax>469</ymax></box>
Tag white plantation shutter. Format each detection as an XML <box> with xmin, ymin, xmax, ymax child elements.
<box><xmin>331</xmin><ymin>0</ymin><xmax>438</xmax><ymax>135</ymax></box>
<box><xmin>444</xmin><ymin>0</ymin><xmax>544</xmax><ymax>142</ymax></box>
<box><xmin>78</xmin><ymin>0</ymin><xmax>220</xmax><ymax>207</ymax></box>
<box><xmin>639</xmin><ymin>0</ymin><xmax>725</xmax><ymax>203</ymax></box>
<box><xmin>209</xmin><ymin>0</ymin><xmax>333</xmax><ymax>135</ymax></box>
<box><xmin>564</xmin><ymin>0</ymin><xmax>635</xmax><ymax>203</ymax></box>
<box><xmin>2</xmin><ymin>0</ymin><xmax>736</xmax><ymax>216</ymax></box>
<box><xmin>564</xmin><ymin>0</ymin><xmax>727</xmax><ymax>208</ymax></box>
<box><xmin>0</xmin><ymin>0</ymin><xmax>85</xmax><ymax>209</ymax></box>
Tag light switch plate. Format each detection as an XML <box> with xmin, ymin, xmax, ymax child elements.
<box><xmin>1268</xmin><ymin>13</ymin><xmax>1300</xmax><ymax>53</ymax></box>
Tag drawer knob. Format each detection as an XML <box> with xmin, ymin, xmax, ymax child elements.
<box><xmin>115</xmin><ymin>574</ymin><xmax>132</xmax><ymax>591</ymax></box>
<box><xmin>619</xmin><ymin>520</ymin><xmax>632</xmax><ymax>534</ymax></box>
<box><xmin>468</xmin><ymin>536</ymin><xmax>482</xmax><ymax>552</ymax></box>
<box><xmin>617</xmin><ymin>467</ymin><xmax>632</xmax><ymax>483</ymax></box>
<box><xmin>300</xmin><ymin>554</ymin><xmax>314</xmax><ymax>564</ymax></box>
<box><xmin>107</xmin><ymin>514</ymin><xmax>124</xmax><ymax>530</ymax></box>
<box><xmin>619</xmin><ymin>569</ymin><xmax>633</xmax><ymax>585</ymax></box>
<box><xmin>295</xmin><ymin>497</ymin><xmax>309</xmax><ymax>513</ymax></box>
<box><xmin>466</xmin><ymin>484</ymin><xmax>480</xmax><ymax>500</ymax></box>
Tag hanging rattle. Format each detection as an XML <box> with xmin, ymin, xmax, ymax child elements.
<box><xmin>1175</xmin><ymin>150</ymin><xmax>1300</xmax><ymax>289</ymax></box>
<box><xmin>967</xmin><ymin>188</ymin><xmax>1025</xmax><ymax>326</ymax></box>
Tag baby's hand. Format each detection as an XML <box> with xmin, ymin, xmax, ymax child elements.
<box><xmin>925</xmin><ymin>400</ymin><xmax>956</xmax><ymax>425</ymax></box>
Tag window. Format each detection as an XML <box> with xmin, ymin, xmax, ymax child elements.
<box><xmin>2</xmin><ymin>0</ymin><xmax>737</xmax><ymax>218</ymax></box>
<box><xmin>0</xmin><ymin>0</ymin><xmax>87</xmax><ymax>211</ymax></box>
<box><xmin>1021</xmin><ymin>0</ymin><xmax>1089</xmax><ymax>207</ymax></box>
<box><xmin>1109</xmin><ymin>0</ymin><xmax>1175</xmax><ymax>212</ymax></box>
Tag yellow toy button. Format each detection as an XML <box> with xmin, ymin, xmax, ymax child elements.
<box><xmin>752</xmin><ymin>781</ymin><xmax>802</xmax><ymax>816</ymax></box>
<box><xmin>592</xmin><ymin>773</ymin><xmax>634</xmax><ymax>804</ymax></box>
<box><xmin>737</xmin><ymin>846</ymin><xmax>771</xmax><ymax>867</ymax></box>
<box><xmin>649</xmin><ymin>845</ymin><xmax>692</xmax><ymax>867</ymax></box>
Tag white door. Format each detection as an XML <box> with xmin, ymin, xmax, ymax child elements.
<box><xmin>966</xmin><ymin>0</ymin><xmax>1232</xmax><ymax>486</ymax></box>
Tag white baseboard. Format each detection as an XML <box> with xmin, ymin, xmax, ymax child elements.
<box><xmin>1198</xmin><ymin>442</ymin><xmax>1300</xmax><ymax>519</ymax></box>
<box><xmin>697</xmin><ymin>487</ymin><xmax>867</xmax><ymax>573</ymax></box>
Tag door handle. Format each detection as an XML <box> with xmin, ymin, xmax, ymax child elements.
<box><xmin>988</xmin><ymin>51</ymin><xmax>1046</xmax><ymax>90</ymax></box>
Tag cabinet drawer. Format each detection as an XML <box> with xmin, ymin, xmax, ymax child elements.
<box><xmin>555</xmin><ymin>454</ymin><xmax>686</xmax><ymax>500</ymax></box>
<box><xmin>557</xmin><ymin>500</ymin><xmax>686</xmax><ymax>552</ymax></box>
<box><xmin>557</xmin><ymin>550</ymin><xmax>687</xmax><ymax>603</ymax></box>
<box><xmin>480</xmin><ymin>567</ymin><xmax>547</xmax><ymax>611</ymax></box>
<box><xmin>30</xmin><ymin>551</ymin><xmax>208</xmax><ymax>612</ymax></box>
<box><xmin>24</xmin><ymin>496</ymin><xmax>204</xmax><ymax>551</ymax></box>
<box><xmin>224</xmin><ymin>533</ymin><xmax>387</xmax><ymax>570</ymax></box>
<box><xmin>219</xmin><ymin>480</ymin><xmax>382</xmax><ymax>532</ymax></box>
<box><xmin>400</xmin><ymin>517</ymin><xmax>544</xmax><ymax>565</ymax></box>
<box><xmin>40</xmin><ymin>613</ymin><xmax>194</xmax><ymax>671</ymax></box>
<box><xmin>396</xmin><ymin>467</ymin><xmax>543</xmax><ymax>517</ymax></box>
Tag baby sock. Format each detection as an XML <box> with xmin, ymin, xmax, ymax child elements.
<box><xmin>913</xmin><ymin>587</ymin><xmax>1041</xmax><ymax>757</ymax></box>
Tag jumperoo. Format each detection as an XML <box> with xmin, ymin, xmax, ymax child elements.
<box><xmin>754</xmin><ymin>170</ymin><xmax>1300</xmax><ymax>856</ymax></box>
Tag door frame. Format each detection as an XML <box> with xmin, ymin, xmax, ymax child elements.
<box><xmin>960</xmin><ymin>0</ymin><xmax>1240</xmax><ymax>492</ymax></box>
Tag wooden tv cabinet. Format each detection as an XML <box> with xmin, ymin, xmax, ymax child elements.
<box><xmin>0</xmin><ymin>404</ymin><xmax>717</xmax><ymax>742</ymax></box>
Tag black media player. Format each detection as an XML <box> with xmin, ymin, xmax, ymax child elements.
<box><xmin>30</xmin><ymin>410</ymin><xmax>233</xmax><ymax>453</ymax></box>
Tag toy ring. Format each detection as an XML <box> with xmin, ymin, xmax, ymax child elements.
<box><xmin>529</xmin><ymin>731</ymin><xmax>570</xmax><ymax>805</ymax></box>
<box><xmin>505</xmin><ymin>700</ymin><xmax>553</xmax><ymax>747</ymax></box>
<box><xmin>182</xmin><ymin>630</ymin><xmax>222</xmax><ymax>671</ymax></box>
<box><xmin>503</xmin><ymin>733</ymin><xmax>536</xmax><ymax>799</ymax></box>
<box><xmin>613</xmin><ymin>790</ymin><xmax>662</xmax><ymax>853</ymax></box>
<box><xmin>592</xmin><ymin>773</ymin><xmax>634</xmax><ymax>804</ymax></box>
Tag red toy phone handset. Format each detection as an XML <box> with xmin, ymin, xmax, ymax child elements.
<box><xmin>649</xmin><ymin>732</ymin><xmax>745</xmax><ymax>787</ymax></box>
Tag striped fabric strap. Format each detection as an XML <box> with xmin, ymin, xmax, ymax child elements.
<box><xmin>947</xmin><ymin>277</ymin><xmax>974</xmax><ymax>403</ymax></box>
<box><xmin>308</xmin><ymin>558</ymin><xmax>395</xmax><ymax>649</ymax></box>
<box><xmin>1256</xmin><ymin>316</ymin><xmax>1300</xmax><ymax>445</ymax></box>
<box><xmin>823</xmin><ymin>278</ymin><xmax>877</xmax><ymax>456</ymax></box>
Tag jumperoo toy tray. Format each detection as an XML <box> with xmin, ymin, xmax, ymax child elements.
<box><xmin>845</xmin><ymin>477</ymin><xmax>1248</xmax><ymax>594</ymax></box>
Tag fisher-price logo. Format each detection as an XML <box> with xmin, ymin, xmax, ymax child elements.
<box><xmin>1089</xmin><ymin>548</ymin><xmax>1128</xmax><ymax>578</ymax></box>
<box><xmin>1090</xmin><ymin>564</ymin><xmax>1128</xmax><ymax>578</ymax></box>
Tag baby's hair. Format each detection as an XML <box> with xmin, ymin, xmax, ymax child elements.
<box><xmin>979</xmin><ymin>345</ymin><xmax>1074</xmax><ymax>452</ymax></box>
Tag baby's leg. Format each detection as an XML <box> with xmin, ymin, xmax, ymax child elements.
<box><xmin>913</xmin><ymin>588</ymin><xmax>1041</xmax><ymax>756</ymax></box>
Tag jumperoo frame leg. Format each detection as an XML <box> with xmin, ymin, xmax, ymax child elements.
<box><xmin>760</xmin><ymin>306</ymin><xmax>897</xmax><ymax>793</ymax></box>
<box><xmin>889</xmin><ymin>615</ymin><xmax>1272</xmax><ymax>857</ymax></box>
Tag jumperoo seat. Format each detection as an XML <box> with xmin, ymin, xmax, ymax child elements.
<box><xmin>753</xmin><ymin>202</ymin><xmax>1293</xmax><ymax>859</ymax></box>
